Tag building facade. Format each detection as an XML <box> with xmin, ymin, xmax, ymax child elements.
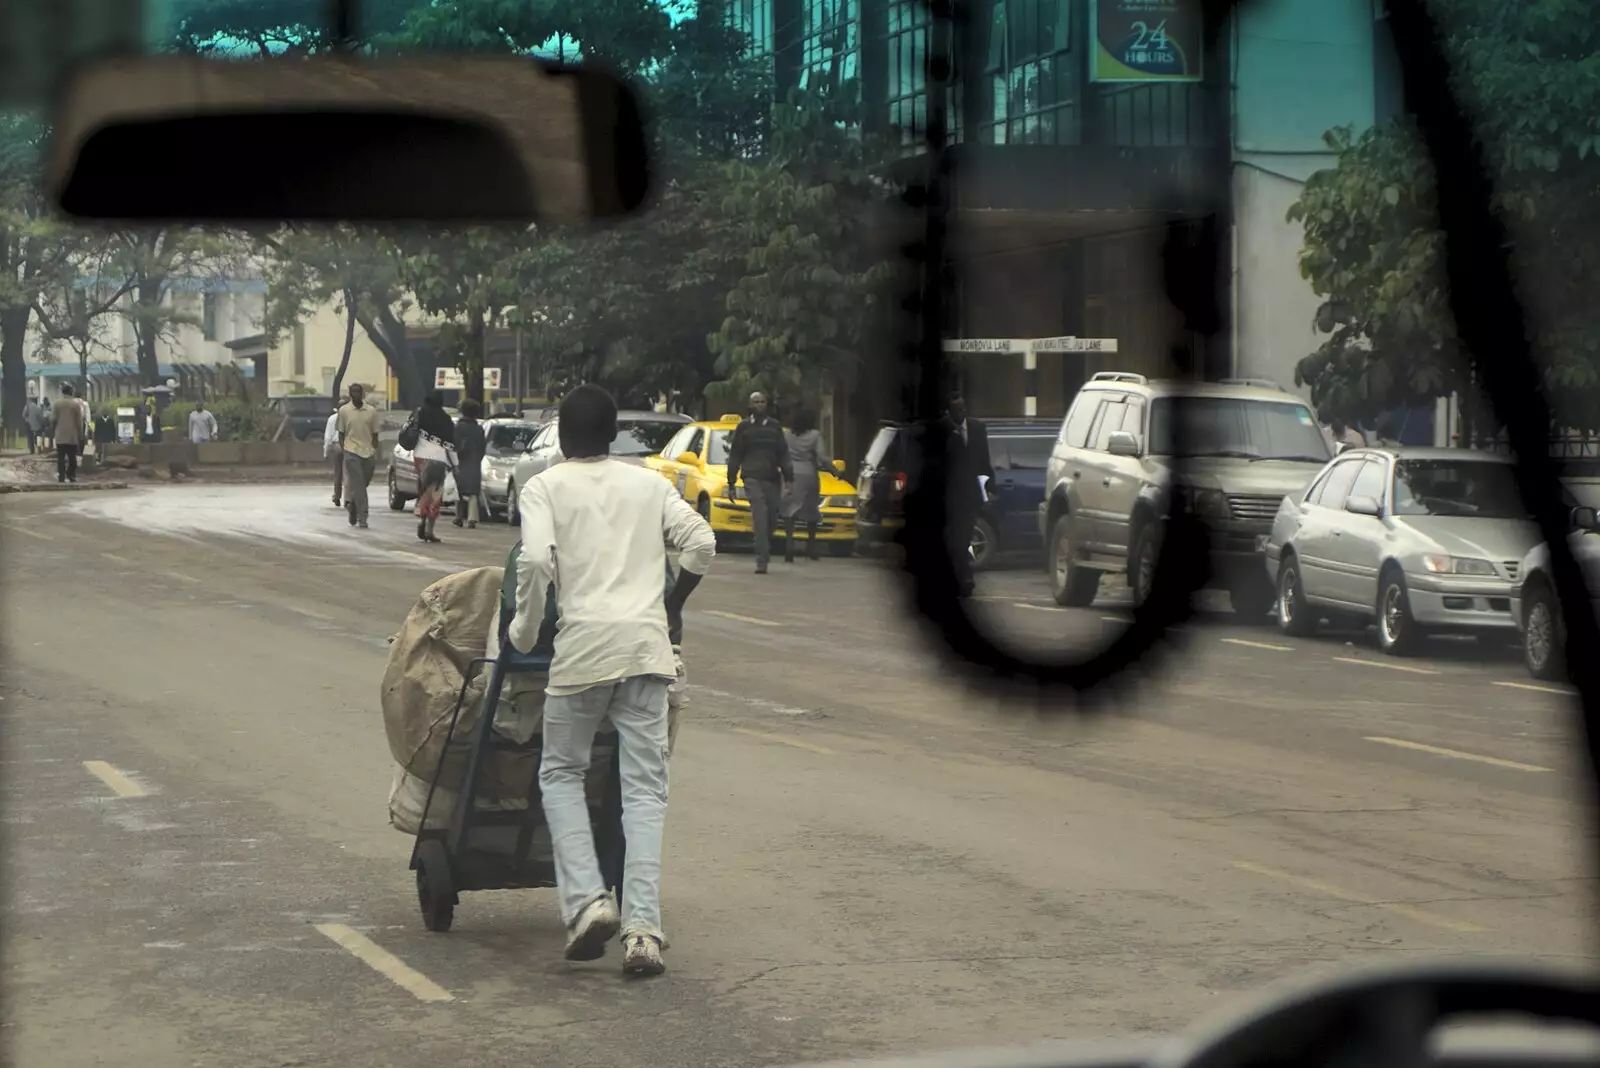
<box><xmin>726</xmin><ymin>0</ymin><xmax>1394</xmax><ymax>419</ymax></box>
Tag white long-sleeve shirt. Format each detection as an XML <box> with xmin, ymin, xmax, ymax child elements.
<box><xmin>509</xmin><ymin>456</ymin><xmax>716</xmax><ymax>694</ymax></box>
<box><xmin>323</xmin><ymin>412</ymin><xmax>340</xmax><ymax>457</ymax></box>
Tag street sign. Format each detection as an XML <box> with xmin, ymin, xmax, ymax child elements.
<box><xmin>1089</xmin><ymin>0</ymin><xmax>1203</xmax><ymax>84</ymax></box>
<box><xmin>942</xmin><ymin>338</ymin><xmax>1031</xmax><ymax>354</ymax></box>
<box><xmin>484</xmin><ymin>368</ymin><xmax>502</xmax><ymax>391</ymax></box>
<box><xmin>1032</xmin><ymin>337</ymin><xmax>1120</xmax><ymax>354</ymax></box>
<box><xmin>116</xmin><ymin>406</ymin><xmax>135</xmax><ymax>445</ymax></box>
<box><xmin>434</xmin><ymin>367</ymin><xmax>465</xmax><ymax>390</ymax></box>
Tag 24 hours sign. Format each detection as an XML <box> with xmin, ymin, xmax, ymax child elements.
<box><xmin>1090</xmin><ymin>0</ymin><xmax>1202</xmax><ymax>83</ymax></box>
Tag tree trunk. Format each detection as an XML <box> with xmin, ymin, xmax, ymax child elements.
<box><xmin>331</xmin><ymin>287</ymin><xmax>357</xmax><ymax>406</ymax></box>
<box><xmin>0</xmin><ymin>305</ymin><xmax>31</xmax><ymax>438</ymax></box>
<box><xmin>134</xmin><ymin>286</ymin><xmax>163</xmax><ymax>384</ymax></box>
<box><xmin>355</xmin><ymin>303</ymin><xmax>425</xmax><ymax>407</ymax></box>
<box><xmin>465</xmin><ymin>312</ymin><xmax>486</xmax><ymax>407</ymax></box>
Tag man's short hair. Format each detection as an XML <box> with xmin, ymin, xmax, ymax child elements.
<box><xmin>558</xmin><ymin>384</ymin><xmax>618</xmax><ymax>457</ymax></box>
<box><xmin>61</xmin><ymin>384</ymin><xmax>74</xmax><ymax>396</ymax></box>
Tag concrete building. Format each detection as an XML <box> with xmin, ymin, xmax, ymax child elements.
<box><xmin>726</xmin><ymin>0</ymin><xmax>1398</xmax><ymax>418</ymax></box>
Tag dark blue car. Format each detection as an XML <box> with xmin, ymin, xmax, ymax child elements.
<box><xmin>969</xmin><ymin>421</ymin><xmax>1059</xmax><ymax>569</ymax></box>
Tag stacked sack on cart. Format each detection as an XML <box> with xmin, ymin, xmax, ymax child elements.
<box><xmin>382</xmin><ymin>563</ymin><xmax>686</xmax><ymax>863</ymax></box>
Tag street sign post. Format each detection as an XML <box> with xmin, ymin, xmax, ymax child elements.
<box><xmin>484</xmin><ymin>367</ymin><xmax>502</xmax><ymax>391</ymax></box>
<box><xmin>942</xmin><ymin>337</ymin><xmax>1121</xmax><ymax>416</ymax></box>
<box><xmin>434</xmin><ymin>367</ymin><xmax>465</xmax><ymax>390</ymax></box>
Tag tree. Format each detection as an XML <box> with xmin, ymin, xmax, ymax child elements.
<box><xmin>1289</xmin><ymin>0</ymin><xmax>1600</xmax><ymax>436</ymax></box>
<box><xmin>31</xmin><ymin>236</ymin><xmax>135</xmax><ymax>386</ymax></box>
<box><xmin>0</xmin><ymin>115</ymin><xmax>56</xmax><ymax>435</ymax></box>
<box><xmin>103</xmin><ymin>228</ymin><xmax>239</xmax><ymax>385</ymax></box>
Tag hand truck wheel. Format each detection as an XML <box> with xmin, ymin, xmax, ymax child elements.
<box><xmin>415</xmin><ymin>838</ymin><xmax>456</xmax><ymax>933</ymax></box>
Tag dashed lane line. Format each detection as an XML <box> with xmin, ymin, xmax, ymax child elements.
<box><xmin>1233</xmin><ymin>860</ymin><xmax>1485</xmax><ymax>934</ymax></box>
<box><xmin>691</xmin><ymin>685</ymin><xmax>810</xmax><ymax>716</ymax></box>
<box><xmin>1221</xmin><ymin>637</ymin><xmax>1293</xmax><ymax>652</ymax></box>
<box><xmin>704</xmin><ymin>610</ymin><xmax>780</xmax><ymax>628</ymax></box>
<box><xmin>729</xmin><ymin>727</ymin><xmax>835</xmax><ymax>755</ymax></box>
<box><xmin>1494</xmin><ymin>680</ymin><xmax>1576</xmax><ymax>696</ymax></box>
<box><xmin>314</xmin><ymin>924</ymin><xmax>455</xmax><ymax>1003</ymax></box>
<box><xmin>82</xmin><ymin>760</ymin><xmax>150</xmax><ymax>798</ymax></box>
<box><xmin>1364</xmin><ymin>735</ymin><xmax>1553</xmax><ymax>773</ymax></box>
<box><xmin>1332</xmin><ymin>656</ymin><xmax>1440</xmax><ymax>676</ymax></box>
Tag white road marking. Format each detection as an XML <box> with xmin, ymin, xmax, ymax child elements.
<box><xmin>730</xmin><ymin>727</ymin><xmax>835</xmax><ymax>754</ymax></box>
<box><xmin>82</xmin><ymin>760</ymin><xmax>150</xmax><ymax>798</ymax></box>
<box><xmin>1233</xmin><ymin>860</ymin><xmax>1484</xmax><ymax>933</ymax></box>
<box><xmin>1493</xmin><ymin>680</ymin><xmax>1575</xmax><ymax>696</ymax></box>
<box><xmin>1364</xmin><ymin>736</ymin><xmax>1552</xmax><ymax>773</ymax></box>
<box><xmin>100</xmin><ymin>551</ymin><xmax>134</xmax><ymax>566</ymax></box>
<box><xmin>163</xmin><ymin>571</ymin><xmax>202</xmax><ymax>585</ymax></box>
<box><xmin>691</xmin><ymin>685</ymin><xmax>810</xmax><ymax>716</ymax></box>
<box><xmin>287</xmin><ymin>605</ymin><xmax>335</xmax><ymax>622</ymax></box>
<box><xmin>1</xmin><ymin>522</ymin><xmax>51</xmax><ymax>540</ymax></box>
<box><xmin>704</xmin><ymin>610</ymin><xmax>780</xmax><ymax>628</ymax></box>
<box><xmin>1221</xmin><ymin>637</ymin><xmax>1293</xmax><ymax>652</ymax></box>
<box><xmin>1332</xmin><ymin>656</ymin><xmax>1440</xmax><ymax>676</ymax></box>
<box><xmin>314</xmin><ymin>923</ymin><xmax>455</xmax><ymax>1003</ymax></box>
<box><xmin>1011</xmin><ymin>602</ymin><xmax>1066</xmax><ymax>613</ymax></box>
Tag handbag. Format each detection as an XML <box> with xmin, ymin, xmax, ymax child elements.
<box><xmin>397</xmin><ymin>412</ymin><xmax>420</xmax><ymax>451</ymax></box>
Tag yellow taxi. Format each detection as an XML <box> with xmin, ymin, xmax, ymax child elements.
<box><xmin>648</xmin><ymin>415</ymin><xmax>860</xmax><ymax>554</ymax></box>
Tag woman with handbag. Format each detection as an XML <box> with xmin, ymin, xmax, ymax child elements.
<box><xmin>406</xmin><ymin>391</ymin><xmax>457</xmax><ymax>543</ymax></box>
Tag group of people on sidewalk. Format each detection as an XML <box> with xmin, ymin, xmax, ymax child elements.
<box><xmin>22</xmin><ymin>387</ymin><xmax>91</xmax><ymax>484</ymax></box>
<box><xmin>724</xmin><ymin>390</ymin><xmax>840</xmax><ymax>573</ymax></box>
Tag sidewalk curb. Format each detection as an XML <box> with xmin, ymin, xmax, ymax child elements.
<box><xmin>0</xmin><ymin>481</ymin><xmax>130</xmax><ymax>494</ymax></box>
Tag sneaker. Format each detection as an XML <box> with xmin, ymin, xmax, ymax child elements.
<box><xmin>622</xmin><ymin>933</ymin><xmax>666</xmax><ymax>976</ymax></box>
<box><xmin>357</xmin><ymin>520</ymin><xmax>369</xmax><ymax>529</ymax></box>
<box><xmin>564</xmin><ymin>894</ymin><xmax>620</xmax><ymax>961</ymax></box>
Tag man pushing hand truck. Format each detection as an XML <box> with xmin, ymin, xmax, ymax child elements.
<box><xmin>507</xmin><ymin>384</ymin><xmax>716</xmax><ymax>976</ymax></box>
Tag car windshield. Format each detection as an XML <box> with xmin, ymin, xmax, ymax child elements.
<box><xmin>486</xmin><ymin>424</ymin><xmax>537</xmax><ymax>455</ymax></box>
<box><xmin>1392</xmin><ymin>459</ymin><xmax>1530</xmax><ymax>519</ymax></box>
<box><xmin>1148</xmin><ymin>397</ymin><xmax>1332</xmax><ymax>461</ymax></box>
<box><xmin>615</xmin><ymin>420</ymin><xmax>684</xmax><ymax>457</ymax></box>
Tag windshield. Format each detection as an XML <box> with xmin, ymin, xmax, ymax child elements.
<box><xmin>1392</xmin><ymin>459</ymin><xmax>1530</xmax><ymax>519</ymax></box>
<box><xmin>1148</xmin><ymin>398</ymin><xmax>1332</xmax><ymax>461</ymax></box>
<box><xmin>615</xmin><ymin>420</ymin><xmax>684</xmax><ymax>457</ymax></box>
<box><xmin>486</xmin><ymin>423</ymin><xmax>537</xmax><ymax>455</ymax></box>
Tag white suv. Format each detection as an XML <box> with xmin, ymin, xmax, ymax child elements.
<box><xmin>1038</xmin><ymin>373</ymin><xmax>1332</xmax><ymax>616</ymax></box>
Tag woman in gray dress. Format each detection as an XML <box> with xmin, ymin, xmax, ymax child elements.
<box><xmin>781</xmin><ymin>407</ymin><xmax>830</xmax><ymax>562</ymax></box>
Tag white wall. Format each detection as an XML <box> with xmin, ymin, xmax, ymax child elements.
<box><xmin>1232</xmin><ymin>165</ymin><xmax>1327</xmax><ymax>397</ymax></box>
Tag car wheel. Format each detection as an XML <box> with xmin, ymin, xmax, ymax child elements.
<box><xmin>1129</xmin><ymin>522</ymin><xmax>1162</xmax><ymax>607</ymax></box>
<box><xmin>1276</xmin><ymin>552</ymin><xmax>1316</xmax><ymax>637</ymax></box>
<box><xmin>506</xmin><ymin>481</ymin><xmax>520</xmax><ymax>527</ymax></box>
<box><xmin>1522</xmin><ymin>580</ymin><xmax>1566</xmax><ymax>681</ymax></box>
<box><xmin>969</xmin><ymin>517</ymin><xmax>998</xmax><ymax>571</ymax></box>
<box><xmin>1049</xmin><ymin>515</ymin><xmax>1100</xmax><ymax>607</ymax></box>
<box><xmin>388</xmin><ymin>469</ymin><xmax>406</xmax><ymax>511</ymax></box>
<box><xmin>1375</xmin><ymin>566</ymin><xmax>1422</xmax><ymax>656</ymax></box>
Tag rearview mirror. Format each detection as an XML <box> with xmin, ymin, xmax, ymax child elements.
<box><xmin>677</xmin><ymin>451</ymin><xmax>701</xmax><ymax>466</ymax></box>
<box><xmin>1106</xmin><ymin>430</ymin><xmax>1141</xmax><ymax>457</ymax></box>
<box><xmin>1345</xmin><ymin>495</ymin><xmax>1382</xmax><ymax>517</ymax></box>
<box><xmin>1573</xmin><ymin>505</ymin><xmax>1600</xmax><ymax>532</ymax></box>
<box><xmin>48</xmin><ymin>56</ymin><xmax>650</xmax><ymax>222</ymax></box>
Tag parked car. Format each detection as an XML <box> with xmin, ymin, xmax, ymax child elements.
<box><xmin>476</xmin><ymin>420</ymin><xmax>541</xmax><ymax>520</ymax></box>
<box><xmin>651</xmin><ymin>415</ymin><xmax>860</xmax><ymax>554</ymax></box>
<box><xmin>854</xmin><ymin>418</ymin><xmax>1058</xmax><ymax>569</ymax></box>
<box><xmin>1040</xmin><ymin>374</ymin><xmax>1332</xmax><ymax>616</ymax></box>
<box><xmin>506</xmin><ymin>410</ymin><xmax>689</xmax><ymax>525</ymax></box>
<box><xmin>1510</xmin><ymin>478</ymin><xmax>1600</xmax><ymax>680</ymax></box>
<box><xmin>1265</xmin><ymin>447</ymin><xmax>1541</xmax><ymax>655</ymax></box>
<box><xmin>387</xmin><ymin>436</ymin><xmax>460</xmax><ymax>512</ymax></box>
<box><xmin>266</xmin><ymin>395</ymin><xmax>335</xmax><ymax>441</ymax></box>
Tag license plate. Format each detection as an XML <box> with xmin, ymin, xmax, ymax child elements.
<box><xmin>1255</xmin><ymin>534</ymin><xmax>1270</xmax><ymax>552</ymax></box>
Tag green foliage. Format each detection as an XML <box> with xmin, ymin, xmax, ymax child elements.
<box><xmin>161</xmin><ymin>397</ymin><xmax>280</xmax><ymax>441</ymax></box>
<box><xmin>1290</xmin><ymin>0</ymin><xmax>1600</xmax><ymax>432</ymax></box>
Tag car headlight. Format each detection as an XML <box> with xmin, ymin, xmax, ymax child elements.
<box><xmin>826</xmin><ymin>494</ymin><xmax>858</xmax><ymax>510</ymax></box>
<box><xmin>1422</xmin><ymin>554</ymin><xmax>1497</xmax><ymax>576</ymax></box>
<box><xmin>1182</xmin><ymin>487</ymin><xmax>1231</xmax><ymax>519</ymax></box>
<box><xmin>728</xmin><ymin>485</ymin><xmax>748</xmax><ymax>501</ymax></box>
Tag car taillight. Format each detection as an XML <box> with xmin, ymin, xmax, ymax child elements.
<box><xmin>892</xmin><ymin>472</ymin><xmax>907</xmax><ymax>493</ymax></box>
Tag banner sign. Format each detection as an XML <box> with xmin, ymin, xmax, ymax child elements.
<box><xmin>1090</xmin><ymin>0</ymin><xmax>1203</xmax><ymax>83</ymax></box>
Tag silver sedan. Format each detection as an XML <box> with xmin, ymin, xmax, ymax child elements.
<box><xmin>1263</xmin><ymin>446</ymin><xmax>1541</xmax><ymax>655</ymax></box>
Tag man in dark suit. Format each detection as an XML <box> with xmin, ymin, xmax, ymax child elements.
<box><xmin>943</xmin><ymin>392</ymin><xmax>994</xmax><ymax>598</ymax></box>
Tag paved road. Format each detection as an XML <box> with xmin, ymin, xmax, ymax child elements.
<box><xmin>2</xmin><ymin>485</ymin><xmax>1592</xmax><ymax>1068</ymax></box>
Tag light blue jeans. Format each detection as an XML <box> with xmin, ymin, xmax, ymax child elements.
<box><xmin>540</xmin><ymin>675</ymin><xmax>671</xmax><ymax>940</ymax></box>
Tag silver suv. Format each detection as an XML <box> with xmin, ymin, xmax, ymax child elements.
<box><xmin>1038</xmin><ymin>373</ymin><xmax>1332</xmax><ymax>616</ymax></box>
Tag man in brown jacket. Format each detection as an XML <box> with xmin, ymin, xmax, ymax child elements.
<box><xmin>53</xmin><ymin>385</ymin><xmax>87</xmax><ymax>484</ymax></box>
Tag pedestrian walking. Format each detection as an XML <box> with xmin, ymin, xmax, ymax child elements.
<box><xmin>781</xmin><ymin>407</ymin><xmax>831</xmax><ymax>563</ymax></box>
<box><xmin>452</xmin><ymin>397</ymin><xmax>487</xmax><ymax>530</ymax></box>
<box><xmin>324</xmin><ymin>405</ymin><xmax>344</xmax><ymax>508</ymax></box>
<box><xmin>335</xmin><ymin>383</ymin><xmax>381</xmax><ymax>529</ymax></box>
<box><xmin>21</xmin><ymin>396</ymin><xmax>42</xmax><ymax>454</ymax></box>
<box><xmin>507</xmin><ymin>384</ymin><xmax>716</xmax><ymax>976</ymax></box>
<box><xmin>39</xmin><ymin>397</ymin><xmax>53</xmax><ymax>452</ymax></box>
<box><xmin>724</xmin><ymin>390</ymin><xmax>792</xmax><ymax>574</ymax></box>
<box><xmin>943</xmin><ymin>391</ymin><xmax>994</xmax><ymax>599</ymax></box>
<box><xmin>52</xmin><ymin>385</ymin><xmax>87</xmax><ymax>484</ymax></box>
<box><xmin>187</xmin><ymin>400</ymin><xmax>220</xmax><ymax>444</ymax></box>
<box><xmin>408</xmin><ymin>391</ymin><xmax>456</xmax><ymax>544</ymax></box>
